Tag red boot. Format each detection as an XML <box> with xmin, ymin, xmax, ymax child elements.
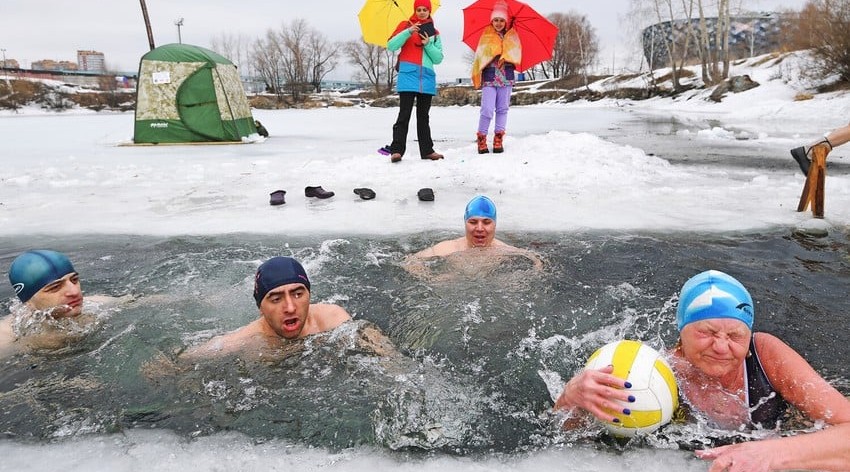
<box><xmin>493</xmin><ymin>131</ymin><xmax>505</xmax><ymax>153</ymax></box>
<box><xmin>477</xmin><ymin>132</ymin><xmax>489</xmax><ymax>154</ymax></box>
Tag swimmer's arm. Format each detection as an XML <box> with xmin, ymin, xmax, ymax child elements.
<box><xmin>357</xmin><ymin>323</ymin><xmax>401</xmax><ymax>357</ymax></box>
<box><xmin>404</xmin><ymin>240</ymin><xmax>462</xmax><ymax>277</ymax></box>
<box><xmin>85</xmin><ymin>293</ymin><xmax>135</xmax><ymax>306</ymax></box>
<box><xmin>757</xmin><ymin>333</ymin><xmax>850</xmax><ymax>424</ymax></box>
<box><xmin>696</xmin><ymin>422</ymin><xmax>850</xmax><ymax>471</ymax></box>
<box><xmin>494</xmin><ymin>243</ymin><xmax>545</xmax><ymax>269</ymax></box>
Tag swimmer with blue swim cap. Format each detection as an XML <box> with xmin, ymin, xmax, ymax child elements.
<box><xmin>555</xmin><ymin>269</ymin><xmax>850</xmax><ymax>470</ymax></box>
<box><xmin>2</xmin><ymin>249</ymin><xmax>130</xmax><ymax>358</ymax></box>
<box><xmin>8</xmin><ymin>250</ymin><xmax>82</xmax><ymax>317</ymax></box>
<box><xmin>407</xmin><ymin>195</ymin><xmax>542</xmax><ymax>270</ymax></box>
<box><xmin>181</xmin><ymin>256</ymin><xmax>352</xmax><ymax>359</ymax></box>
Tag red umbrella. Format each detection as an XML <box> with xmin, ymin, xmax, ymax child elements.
<box><xmin>462</xmin><ymin>0</ymin><xmax>558</xmax><ymax>72</ymax></box>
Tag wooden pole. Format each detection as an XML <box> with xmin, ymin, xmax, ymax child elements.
<box><xmin>139</xmin><ymin>0</ymin><xmax>156</xmax><ymax>51</ymax></box>
<box><xmin>796</xmin><ymin>144</ymin><xmax>829</xmax><ymax>218</ymax></box>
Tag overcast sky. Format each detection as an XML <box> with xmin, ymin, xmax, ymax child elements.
<box><xmin>1</xmin><ymin>0</ymin><xmax>803</xmax><ymax>80</ymax></box>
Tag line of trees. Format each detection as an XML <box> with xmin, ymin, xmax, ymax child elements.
<box><xmin>789</xmin><ymin>0</ymin><xmax>850</xmax><ymax>83</ymax></box>
<box><xmin>210</xmin><ymin>1</ymin><xmax>847</xmax><ymax>101</ymax></box>
<box><xmin>210</xmin><ymin>13</ymin><xmax>599</xmax><ymax>101</ymax></box>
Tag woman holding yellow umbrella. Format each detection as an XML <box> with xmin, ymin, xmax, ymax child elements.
<box><xmin>382</xmin><ymin>0</ymin><xmax>445</xmax><ymax>163</ymax></box>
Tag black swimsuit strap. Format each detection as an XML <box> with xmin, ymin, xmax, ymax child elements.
<box><xmin>745</xmin><ymin>334</ymin><xmax>788</xmax><ymax>428</ymax></box>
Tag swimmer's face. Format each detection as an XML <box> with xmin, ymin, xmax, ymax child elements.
<box><xmin>678</xmin><ymin>318</ymin><xmax>750</xmax><ymax>379</ymax></box>
<box><xmin>27</xmin><ymin>272</ymin><xmax>84</xmax><ymax>318</ymax></box>
<box><xmin>259</xmin><ymin>282</ymin><xmax>311</xmax><ymax>339</ymax></box>
<box><xmin>465</xmin><ymin>217</ymin><xmax>496</xmax><ymax>248</ymax></box>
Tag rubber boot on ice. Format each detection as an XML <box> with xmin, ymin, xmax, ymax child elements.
<box><xmin>493</xmin><ymin>131</ymin><xmax>505</xmax><ymax>154</ymax></box>
<box><xmin>477</xmin><ymin>132</ymin><xmax>489</xmax><ymax>154</ymax></box>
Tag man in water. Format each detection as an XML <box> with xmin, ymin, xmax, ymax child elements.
<box><xmin>181</xmin><ymin>256</ymin><xmax>352</xmax><ymax>359</ymax></box>
<box><xmin>1</xmin><ymin>249</ymin><xmax>126</xmax><ymax>358</ymax></box>
<box><xmin>406</xmin><ymin>195</ymin><xmax>543</xmax><ymax>270</ymax></box>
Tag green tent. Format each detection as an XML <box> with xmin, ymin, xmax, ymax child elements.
<box><xmin>133</xmin><ymin>43</ymin><xmax>257</xmax><ymax>144</ymax></box>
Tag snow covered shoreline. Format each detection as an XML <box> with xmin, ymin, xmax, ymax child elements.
<box><xmin>2</xmin><ymin>52</ymin><xmax>848</xmax><ymax>236</ymax></box>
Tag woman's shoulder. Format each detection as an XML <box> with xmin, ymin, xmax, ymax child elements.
<box><xmin>753</xmin><ymin>332</ymin><xmax>792</xmax><ymax>354</ymax></box>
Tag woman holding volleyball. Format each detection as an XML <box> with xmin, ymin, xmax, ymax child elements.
<box><xmin>555</xmin><ymin>270</ymin><xmax>850</xmax><ymax>472</ymax></box>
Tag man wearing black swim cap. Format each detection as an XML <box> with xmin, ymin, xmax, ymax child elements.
<box><xmin>182</xmin><ymin>256</ymin><xmax>351</xmax><ymax>359</ymax></box>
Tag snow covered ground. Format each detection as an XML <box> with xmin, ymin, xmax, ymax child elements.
<box><xmin>1</xmin><ymin>51</ymin><xmax>847</xmax><ymax>238</ymax></box>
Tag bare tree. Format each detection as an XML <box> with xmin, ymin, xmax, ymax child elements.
<box><xmin>277</xmin><ymin>19</ymin><xmax>310</xmax><ymax>101</ymax></box>
<box><xmin>543</xmin><ymin>12</ymin><xmax>599</xmax><ymax>80</ymax></box>
<box><xmin>345</xmin><ymin>39</ymin><xmax>395</xmax><ymax>92</ymax></box>
<box><xmin>382</xmin><ymin>48</ymin><xmax>397</xmax><ymax>91</ymax></box>
<box><xmin>249</xmin><ymin>19</ymin><xmax>339</xmax><ymax>102</ymax></box>
<box><xmin>252</xmin><ymin>29</ymin><xmax>286</xmax><ymax>99</ymax></box>
<box><xmin>306</xmin><ymin>30</ymin><xmax>339</xmax><ymax>93</ymax></box>
<box><xmin>695</xmin><ymin>0</ymin><xmax>732</xmax><ymax>85</ymax></box>
<box><xmin>210</xmin><ymin>32</ymin><xmax>256</xmax><ymax>77</ymax></box>
<box><xmin>793</xmin><ymin>0</ymin><xmax>850</xmax><ymax>82</ymax></box>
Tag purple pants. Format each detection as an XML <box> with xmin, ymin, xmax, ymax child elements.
<box><xmin>478</xmin><ymin>85</ymin><xmax>512</xmax><ymax>134</ymax></box>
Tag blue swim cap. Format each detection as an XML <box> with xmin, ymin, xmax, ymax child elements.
<box><xmin>676</xmin><ymin>270</ymin><xmax>754</xmax><ymax>331</ymax></box>
<box><xmin>8</xmin><ymin>250</ymin><xmax>76</xmax><ymax>303</ymax></box>
<box><xmin>464</xmin><ymin>195</ymin><xmax>497</xmax><ymax>221</ymax></box>
<box><xmin>253</xmin><ymin>256</ymin><xmax>311</xmax><ymax>306</ymax></box>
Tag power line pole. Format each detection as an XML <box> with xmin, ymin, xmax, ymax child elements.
<box><xmin>175</xmin><ymin>18</ymin><xmax>184</xmax><ymax>44</ymax></box>
<box><xmin>139</xmin><ymin>0</ymin><xmax>156</xmax><ymax>51</ymax></box>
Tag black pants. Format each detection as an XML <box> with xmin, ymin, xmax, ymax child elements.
<box><xmin>390</xmin><ymin>92</ymin><xmax>434</xmax><ymax>157</ymax></box>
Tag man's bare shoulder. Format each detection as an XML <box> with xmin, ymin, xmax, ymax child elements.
<box><xmin>311</xmin><ymin>303</ymin><xmax>351</xmax><ymax>331</ymax></box>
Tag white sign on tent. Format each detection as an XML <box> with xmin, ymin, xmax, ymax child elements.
<box><xmin>152</xmin><ymin>71</ymin><xmax>171</xmax><ymax>85</ymax></box>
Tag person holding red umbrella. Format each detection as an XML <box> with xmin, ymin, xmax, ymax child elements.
<box><xmin>470</xmin><ymin>0</ymin><xmax>521</xmax><ymax>154</ymax></box>
<box><xmin>386</xmin><ymin>0</ymin><xmax>445</xmax><ymax>163</ymax></box>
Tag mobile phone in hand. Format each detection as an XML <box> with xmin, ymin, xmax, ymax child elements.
<box><xmin>417</xmin><ymin>22</ymin><xmax>436</xmax><ymax>38</ymax></box>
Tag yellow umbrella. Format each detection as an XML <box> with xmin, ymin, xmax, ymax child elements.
<box><xmin>358</xmin><ymin>0</ymin><xmax>442</xmax><ymax>47</ymax></box>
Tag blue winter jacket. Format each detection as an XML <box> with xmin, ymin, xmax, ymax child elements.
<box><xmin>388</xmin><ymin>27</ymin><xmax>444</xmax><ymax>95</ymax></box>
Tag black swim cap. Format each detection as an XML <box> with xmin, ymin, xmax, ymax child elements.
<box><xmin>253</xmin><ymin>257</ymin><xmax>311</xmax><ymax>306</ymax></box>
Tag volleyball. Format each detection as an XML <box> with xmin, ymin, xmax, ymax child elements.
<box><xmin>584</xmin><ymin>340</ymin><xmax>679</xmax><ymax>437</ymax></box>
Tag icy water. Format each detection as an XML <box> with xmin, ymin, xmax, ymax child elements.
<box><xmin>1</xmin><ymin>229</ymin><xmax>849</xmax><ymax>470</ymax></box>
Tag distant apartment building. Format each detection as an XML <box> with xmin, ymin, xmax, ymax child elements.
<box><xmin>77</xmin><ymin>50</ymin><xmax>105</xmax><ymax>72</ymax></box>
<box><xmin>642</xmin><ymin>13</ymin><xmax>786</xmax><ymax>69</ymax></box>
<box><xmin>31</xmin><ymin>59</ymin><xmax>78</xmax><ymax>71</ymax></box>
<box><xmin>1</xmin><ymin>58</ymin><xmax>21</xmax><ymax>69</ymax></box>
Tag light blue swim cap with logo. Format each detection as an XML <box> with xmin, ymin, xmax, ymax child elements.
<box><xmin>8</xmin><ymin>250</ymin><xmax>76</xmax><ymax>303</ymax></box>
<box><xmin>676</xmin><ymin>270</ymin><xmax>754</xmax><ymax>331</ymax></box>
<box><xmin>464</xmin><ymin>195</ymin><xmax>497</xmax><ymax>221</ymax></box>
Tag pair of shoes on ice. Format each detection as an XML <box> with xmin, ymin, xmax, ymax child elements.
<box><xmin>269</xmin><ymin>186</ymin><xmax>334</xmax><ymax>205</ymax></box>
<box><xmin>305</xmin><ymin>186</ymin><xmax>335</xmax><ymax>199</ymax></box>
<box><xmin>271</xmin><ymin>187</ymin><xmax>375</xmax><ymax>205</ymax></box>
<box><xmin>389</xmin><ymin>152</ymin><xmax>444</xmax><ymax>163</ymax></box>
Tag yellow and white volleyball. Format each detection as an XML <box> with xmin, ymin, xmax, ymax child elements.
<box><xmin>584</xmin><ymin>339</ymin><xmax>679</xmax><ymax>437</ymax></box>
